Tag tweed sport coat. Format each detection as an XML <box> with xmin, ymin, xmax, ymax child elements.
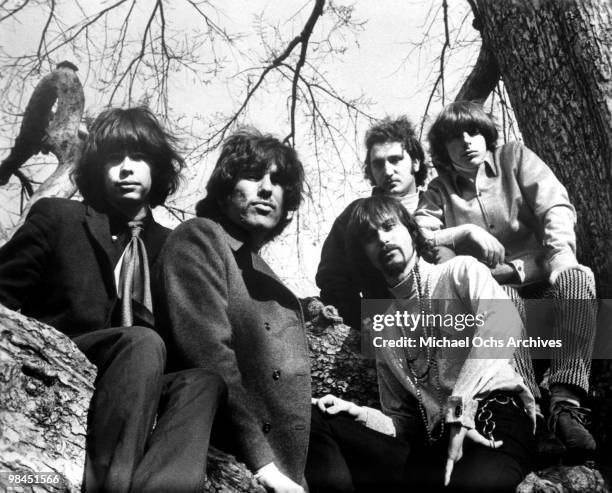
<box><xmin>0</xmin><ymin>197</ymin><xmax>169</xmax><ymax>337</ymax></box>
<box><xmin>154</xmin><ymin>212</ymin><xmax>311</xmax><ymax>484</ymax></box>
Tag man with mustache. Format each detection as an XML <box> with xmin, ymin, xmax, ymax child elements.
<box><xmin>307</xmin><ymin>195</ymin><xmax>535</xmax><ymax>492</ymax></box>
<box><xmin>0</xmin><ymin>107</ymin><xmax>223</xmax><ymax>492</ymax></box>
<box><xmin>316</xmin><ymin>117</ymin><xmax>428</xmax><ymax>329</ymax></box>
<box><xmin>155</xmin><ymin>129</ymin><xmax>310</xmax><ymax>493</ymax></box>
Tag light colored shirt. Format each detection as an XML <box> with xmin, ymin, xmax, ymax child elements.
<box><xmin>399</xmin><ymin>190</ymin><xmax>419</xmax><ymax>215</ymax></box>
<box><xmin>414</xmin><ymin>142</ymin><xmax>578</xmax><ymax>285</ymax></box>
<box><xmin>359</xmin><ymin>256</ymin><xmax>536</xmax><ymax>440</ymax></box>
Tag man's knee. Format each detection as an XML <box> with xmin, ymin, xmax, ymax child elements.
<box><xmin>123</xmin><ymin>326</ymin><xmax>165</xmax><ymax>354</ymax></box>
<box><xmin>110</xmin><ymin>326</ymin><xmax>167</xmax><ymax>374</ymax></box>
<box><xmin>171</xmin><ymin>369</ymin><xmax>227</xmax><ymax>402</ymax></box>
<box><xmin>553</xmin><ymin>265</ymin><xmax>596</xmax><ymax>298</ymax></box>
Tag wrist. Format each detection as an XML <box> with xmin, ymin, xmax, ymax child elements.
<box><xmin>347</xmin><ymin>402</ymin><xmax>365</xmax><ymax>420</ymax></box>
<box><xmin>254</xmin><ymin>462</ymin><xmax>278</xmax><ymax>480</ymax></box>
<box><xmin>454</xmin><ymin>224</ymin><xmax>472</xmax><ymax>244</ymax></box>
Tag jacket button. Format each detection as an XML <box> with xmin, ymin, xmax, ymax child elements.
<box><xmin>262</xmin><ymin>422</ymin><xmax>271</xmax><ymax>433</ymax></box>
<box><xmin>272</xmin><ymin>370</ymin><xmax>281</xmax><ymax>380</ymax></box>
<box><xmin>454</xmin><ymin>405</ymin><xmax>462</xmax><ymax>418</ymax></box>
<box><xmin>264</xmin><ymin>322</ymin><xmax>270</xmax><ymax>331</ymax></box>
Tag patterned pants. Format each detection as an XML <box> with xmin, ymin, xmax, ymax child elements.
<box><xmin>503</xmin><ymin>266</ymin><xmax>597</xmax><ymax>398</ymax></box>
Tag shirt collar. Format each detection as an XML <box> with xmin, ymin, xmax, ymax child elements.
<box><xmin>448</xmin><ymin>150</ymin><xmax>498</xmax><ymax>192</ymax></box>
<box><xmin>107</xmin><ymin>206</ymin><xmax>153</xmax><ymax>236</ymax></box>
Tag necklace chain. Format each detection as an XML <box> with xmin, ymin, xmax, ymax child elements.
<box><xmin>404</xmin><ymin>260</ymin><xmax>445</xmax><ymax>444</ymax></box>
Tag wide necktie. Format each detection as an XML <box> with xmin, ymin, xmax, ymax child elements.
<box><xmin>118</xmin><ymin>221</ymin><xmax>154</xmax><ymax>327</ymax></box>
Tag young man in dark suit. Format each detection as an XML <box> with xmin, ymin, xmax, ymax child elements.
<box><xmin>155</xmin><ymin>129</ymin><xmax>309</xmax><ymax>493</ymax></box>
<box><xmin>0</xmin><ymin>107</ymin><xmax>224</xmax><ymax>492</ymax></box>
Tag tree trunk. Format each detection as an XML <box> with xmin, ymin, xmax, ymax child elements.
<box><xmin>471</xmin><ymin>0</ymin><xmax>612</xmax><ymax>296</ymax></box>
<box><xmin>471</xmin><ymin>0</ymin><xmax>612</xmax><ymax>468</ymax></box>
<box><xmin>2</xmin><ymin>302</ymin><xmax>608</xmax><ymax>492</ymax></box>
<box><xmin>0</xmin><ymin>62</ymin><xmax>84</xmax><ymax>245</ymax></box>
<box><xmin>0</xmin><ymin>304</ymin><xmax>95</xmax><ymax>492</ymax></box>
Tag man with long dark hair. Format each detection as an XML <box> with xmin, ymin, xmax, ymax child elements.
<box><xmin>155</xmin><ymin>128</ymin><xmax>309</xmax><ymax>493</ymax></box>
<box><xmin>0</xmin><ymin>107</ymin><xmax>223</xmax><ymax>492</ymax></box>
<box><xmin>308</xmin><ymin>195</ymin><xmax>535</xmax><ymax>493</ymax></box>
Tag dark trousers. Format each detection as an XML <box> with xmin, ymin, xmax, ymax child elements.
<box><xmin>306</xmin><ymin>406</ymin><xmax>410</xmax><ymax>493</ymax></box>
<box><xmin>306</xmin><ymin>394</ymin><xmax>535</xmax><ymax>493</ymax></box>
<box><xmin>74</xmin><ymin>326</ymin><xmax>225</xmax><ymax>493</ymax></box>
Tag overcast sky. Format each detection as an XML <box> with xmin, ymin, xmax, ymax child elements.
<box><xmin>0</xmin><ymin>0</ymin><xmax>479</xmax><ymax>294</ymax></box>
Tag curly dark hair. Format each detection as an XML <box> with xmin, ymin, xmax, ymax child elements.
<box><xmin>346</xmin><ymin>195</ymin><xmax>433</xmax><ymax>267</ymax></box>
<box><xmin>363</xmin><ymin>116</ymin><xmax>427</xmax><ymax>188</ymax></box>
<box><xmin>427</xmin><ymin>101</ymin><xmax>498</xmax><ymax>173</ymax></box>
<box><xmin>196</xmin><ymin>128</ymin><xmax>304</xmax><ymax>242</ymax></box>
<box><xmin>73</xmin><ymin>106</ymin><xmax>184</xmax><ymax>209</ymax></box>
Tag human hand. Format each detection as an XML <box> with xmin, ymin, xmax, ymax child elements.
<box><xmin>464</xmin><ymin>225</ymin><xmax>505</xmax><ymax>267</ymax></box>
<box><xmin>312</xmin><ymin>395</ymin><xmax>365</xmax><ymax>420</ymax></box>
<box><xmin>255</xmin><ymin>463</ymin><xmax>305</xmax><ymax>493</ymax></box>
<box><xmin>444</xmin><ymin>424</ymin><xmax>503</xmax><ymax>486</ymax></box>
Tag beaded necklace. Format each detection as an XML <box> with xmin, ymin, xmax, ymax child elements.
<box><xmin>404</xmin><ymin>259</ymin><xmax>445</xmax><ymax>444</ymax></box>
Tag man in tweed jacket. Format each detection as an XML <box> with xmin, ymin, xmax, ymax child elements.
<box><xmin>155</xmin><ymin>129</ymin><xmax>310</xmax><ymax>493</ymax></box>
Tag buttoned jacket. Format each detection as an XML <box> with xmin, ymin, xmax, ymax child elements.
<box><xmin>154</xmin><ymin>212</ymin><xmax>311</xmax><ymax>483</ymax></box>
<box><xmin>415</xmin><ymin>142</ymin><xmax>577</xmax><ymax>285</ymax></box>
<box><xmin>0</xmin><ymin>197</ymin><xmax>169</xmax><ymax>337</ymax></box>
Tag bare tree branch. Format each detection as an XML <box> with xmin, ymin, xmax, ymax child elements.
<box><xmin>193</xmin><ymin>0</ymin><xmax>327</xmax><ymax>153</ymax></box>
<box><xmin>0</xmin><ymin>0</ymin><xmax>29</xmax><ymax>23</ymax></box>
<box><xmin>454</xmin><ymin>42</ymin><xmax>499</xmax><ymax>103</ymax></box>
<box><xmin>36</xmin><ymin>0</ymin><xmax>56</xmax><ymax>61</ymax></box>
<box><xmin>420</xmin><ymin>0</ymin><xmax>450</xmax><ymax>139</ymax></box>
<box><xmin>454</xmin><ymin>0</ymin><xmax>499</xmax><ymax>103</ymax></box>
<box><xmin>286</xmin><ymin>0</ymin><xmax>325</xmax><ymax>145</ymax></box>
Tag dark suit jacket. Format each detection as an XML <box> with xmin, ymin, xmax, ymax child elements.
<box><xmin>154</xmin><ymin>212</ymin><xmax>311</xmax><ymax>483</ymax></box>
<box><xmin>0</xmin><ymin>197</ymin><xmax>169</xmax><ymax>337</ymax></box>
<box><xmin>316</xmin><ymin>195</ymin><xmax>391</xmax><ymax>329</ymax></box>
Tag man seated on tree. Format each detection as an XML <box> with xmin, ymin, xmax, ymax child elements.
<box><xmin>154</xmin><ymin>129</ymin><xmax>311</xmax><ymax>493</ymax></box>
<box><xmin>415</xmin><ymin>101</ymin><xmax>598</xmax><ymax>461</ymax></box>
<box><xmin>307</xmin><ymin>195</ymin><xmax>536</xmax><ymax>493</ymax></box>
<box><xmin>0</xmin><ymin>107</ymin><xmax>224</xmax><ymax>492</ymax></box>
<box><xmin>316</xmin><ymin>116</ymin><xmax>428</xmax><ymax>329</ymax></box>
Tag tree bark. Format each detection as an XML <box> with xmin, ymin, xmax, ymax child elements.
<box><xmin>0</xmin><ymin>304</ymin><xmax>95</xmax><ymax>492</ymax></box>
<box><xmin>471</xmin><ymin>0</ymin><xmax>612</xmax><ymax>469</ymax></box>
<box><xmin>455</xmin><ymin>42</ymin><xmax>500</xmax><ymax>103</ymax></box>
<box><xmin>471</xmin><ymin>0</ymin><xmax>612</xmax><ymax>297</ymax></box>
<box><xmin>2</xmin><ymin>302</ymin><xmax>607</xmax><ymax>492</ymax></box>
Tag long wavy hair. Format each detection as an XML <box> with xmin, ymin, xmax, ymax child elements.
<box><xmin>196</xmin><ymin>128</ymin><xmax>304</xmax><ymax>243</ymax></box>
<box><xmin>73</xmin><ymin>106</ymin><xmax>184</xmax><ymax>210</ymax></box>
<box><xmin>427</xmin><ymin>101</ymin><xmax>498</xmax><ymax>173</ymax></box>
<box><xmin>346</xmin><ymin>195</ymin><xmax>433</xmax><ymax>265</ymax></box>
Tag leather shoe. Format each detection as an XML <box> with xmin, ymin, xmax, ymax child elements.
<box><xmin>549</xmin><ymin>401</ymin><xmax>596</xmax><ymax>463</ymax></box>
<box><xmin>535</xmin><ymin>414</ymin><xmax>565</xmax><ymax>467</ymax></box>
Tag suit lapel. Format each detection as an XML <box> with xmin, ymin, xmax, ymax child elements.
<box><xmin>83</xmin><ymin>205</ymin><xmax>117</xmax><ymax>295</ymax></box>
<box><xmin>203</xmin><ymin>210</ymin><xmax>302</xmax><ymax>311</ymax></box>
<box><xmin>142</xmin><ymin>220</ymin><xmax>169</xmax><ymax>266</ymax></box>
<box><xmin>246</xmin><ymin>243</ymin><xmax>302</xmax><ymax>312</ymax></box>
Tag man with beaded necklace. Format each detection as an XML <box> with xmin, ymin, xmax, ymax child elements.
<box><xmin>309</xmin><ymin>195</ymin><xmax>536</xmax><ymax>492</ymax></box>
